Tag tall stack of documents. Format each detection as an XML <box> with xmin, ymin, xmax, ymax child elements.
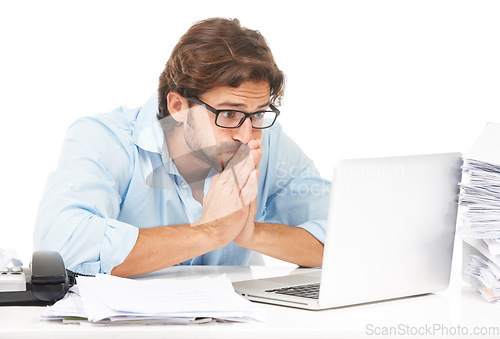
<box><xmin>460</xmin><ymin>122</ymin><xmax>500</xmax><ymax>302</ymax></box>
<box><xmin>42</xmin><ymin>274</ymin><xmax>265</xmax><ymax>325</ymax></box>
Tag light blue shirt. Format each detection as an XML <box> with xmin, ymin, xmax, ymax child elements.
<box><xmin>34</xmin><ymin>94</ymin><xmax>331</xmax><ymax>275</ymax></box>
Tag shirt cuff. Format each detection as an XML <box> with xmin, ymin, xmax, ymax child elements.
<box><xmin>99</xmin><ymin>219</ymin><xmax>139</xmax><ymax>274</ymax></box>
<box><xmin>296</xmin><ymin>220</ymin><xmax>327</xmax><ymax>244</ymax></box>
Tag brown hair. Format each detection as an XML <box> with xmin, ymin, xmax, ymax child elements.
<box><xmin>157</xmin><ymin>18</ymin><xmax>285</xmax><ymax>120</ymax></box>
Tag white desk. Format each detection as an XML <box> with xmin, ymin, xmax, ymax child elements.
<box><xmin>1</xmin><ymin>265</ymin><xmax>500</xmax><ymax>339</ymax></box>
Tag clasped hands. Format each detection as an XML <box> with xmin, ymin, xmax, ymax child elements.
<box><xmin>194</xmin><ymin>139</ymin><xmax>262</xmax><ymax>249</ymax></box>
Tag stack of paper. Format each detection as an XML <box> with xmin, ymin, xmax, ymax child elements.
<box><xmin>460</xmin><ymin>122</ymin><xmax>500</xmax><ymax>302</ymax></box>
<box><xmin>42</xmin><ymin>274</ymin><xmax>265</xmax><ymax>325</ymax></box>
<box><xmin>460</xmin><ymin>159</ymin><xmax>500</xmax><ymax>239</ymax></box>
<box><xmin>465</xmin><ymin>255</ymin><xmax>500</xmax><ymax>302</ymax></box>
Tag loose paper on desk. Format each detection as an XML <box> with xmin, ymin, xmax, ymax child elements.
<box><xmin>0</xmin><ymin>248</ymin><xmax>23</xmax><ymax>267</ymax></box>
<box><xmin>42</xmin><ymin>274</ymin><xmax>266</xmax><ymax>325</ymax></box>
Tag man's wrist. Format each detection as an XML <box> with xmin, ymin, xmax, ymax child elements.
<box><xmin>234</xmin><ymin>222</ymin><xmax>260</xmax><ymax>249</ymax></box>
<box><xmin>191</xmin><ymin>219</ymin><xmax>229</xmax><ymax>249</ymax></box>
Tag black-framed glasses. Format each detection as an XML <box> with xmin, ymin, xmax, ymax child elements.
<box><xmin>187</xmin><ymin>97</ymin><xmax>280</xmax><ymax>129</ymax></box>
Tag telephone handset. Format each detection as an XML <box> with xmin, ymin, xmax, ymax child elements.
<box><xmin>0</xmin><ymin>250</ymin><xmax>70</xmax><ymax>306</ymax></box>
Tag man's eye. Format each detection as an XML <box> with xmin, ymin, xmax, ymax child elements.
<box><xmin>221</xmin><ymin>111</ymin><xmax>236</xmax><ymax>119</ymax></box>
<box><xmin>253</xmin><ymin>112</ymin><xmax>265</xmax><ymax>119</ymax></box>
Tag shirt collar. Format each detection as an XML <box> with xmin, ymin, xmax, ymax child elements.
<box><xmin>132</xmin><ymin>93</ymin><xmax>181</xmax><ymax>176</ymax></box>
<box><xmin>131</xmin><ymin>93</ymin><xmax>164</xmax><ymax>154</ymax></box>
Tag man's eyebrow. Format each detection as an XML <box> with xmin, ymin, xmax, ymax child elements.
<box><xmin>217</xmin><ymin>101</ymin><xmax>271</xmax><ymax>110</ymax></box>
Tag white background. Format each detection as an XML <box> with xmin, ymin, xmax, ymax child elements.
<box><xmin>0</xmin><ymin>0</ymin><xmax>499</xmax><ymax>265</ymax></box>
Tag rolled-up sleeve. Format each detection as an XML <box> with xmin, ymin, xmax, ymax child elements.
<box><xmin>34</xmin><ymin>115</ymin><xmax>138</xmax><ymax>275</ymax></box>
<box><xmin>262</xmin><ymin>125</ymin><xmax>331</xmax><ymax>244</ymax></box>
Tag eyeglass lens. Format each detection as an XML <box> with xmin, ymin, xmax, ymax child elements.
<box><xmin>216</xmin><ymin>111</ymin><xmax>277</xmax><ymax>128</ymax></box>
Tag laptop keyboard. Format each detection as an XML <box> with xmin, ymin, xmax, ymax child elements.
<box><xmin>265</xmin><ymin>283</ymin><xmax>320</xmax><ymax>299</ymax></box>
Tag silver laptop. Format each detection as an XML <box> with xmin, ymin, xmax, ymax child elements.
<box><xmin>233</xmin><ymin>153</ymin><xmax>462</xmax><ymax>310</ymax></box>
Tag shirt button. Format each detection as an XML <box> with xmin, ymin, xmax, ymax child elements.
<box><xmin>180</xmin><ymin>181</ymin><xmax>188</xmax><ymax>189</ymax></box>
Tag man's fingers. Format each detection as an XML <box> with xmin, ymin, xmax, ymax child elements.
<box><xmin>213</xmin><ymin>139</ymin><xmax>261</xmax><ymax>208</ymax></box>
<box><xmin>230</xmin><ymin>148</ymin><xmax>261</xmax><ymax>192</ymax></box>
<box><xmin>224</xmin><ymin>143</ymin><xmax>250</xmax><ymax>170</ymax></box>
<box><xmin>225</xmin><ymin>139</ymin><xmax>260</xmax><ymax>171</ymax></box>
<box><xmin>240</xmin><ymin>169</ymin><xmax>259</xmax><ymax>206</ymax></box>
<box><xmin>221</xmin><ymin>141</ymin><xmax>260</xmax><ymax>189</ymax></box>
<box><xmin>251</xmin><ymin>148</ymin><xmax>262</xmax><ymax>170</ymax></box>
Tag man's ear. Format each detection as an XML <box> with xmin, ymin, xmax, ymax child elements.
<box><xmin>167</xmin><ymin>91</ymin><xmax>189</xmax><ymax>124</ymax></box>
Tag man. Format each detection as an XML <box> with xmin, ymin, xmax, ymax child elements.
<box><xmin>34</xmin><ymin>18</ymin><xmax>330</xmax><ymax>277</ymax></box>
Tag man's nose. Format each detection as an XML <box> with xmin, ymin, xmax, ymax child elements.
<box><xmin>232</xmin><ymin>117</ymin><xmax>253</xmax><ymax>144</ymax></box>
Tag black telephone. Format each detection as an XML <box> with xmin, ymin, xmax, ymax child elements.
<box><xmin>0</xmin><ymin>250</ymin><xmax>70</xmax><ymax>306</ymax></box>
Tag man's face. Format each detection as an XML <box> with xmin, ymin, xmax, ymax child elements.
<box><xmin>182</xmin><ymin>81</ymin><xmax>269</xmax><ymax>172</ymax></box>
